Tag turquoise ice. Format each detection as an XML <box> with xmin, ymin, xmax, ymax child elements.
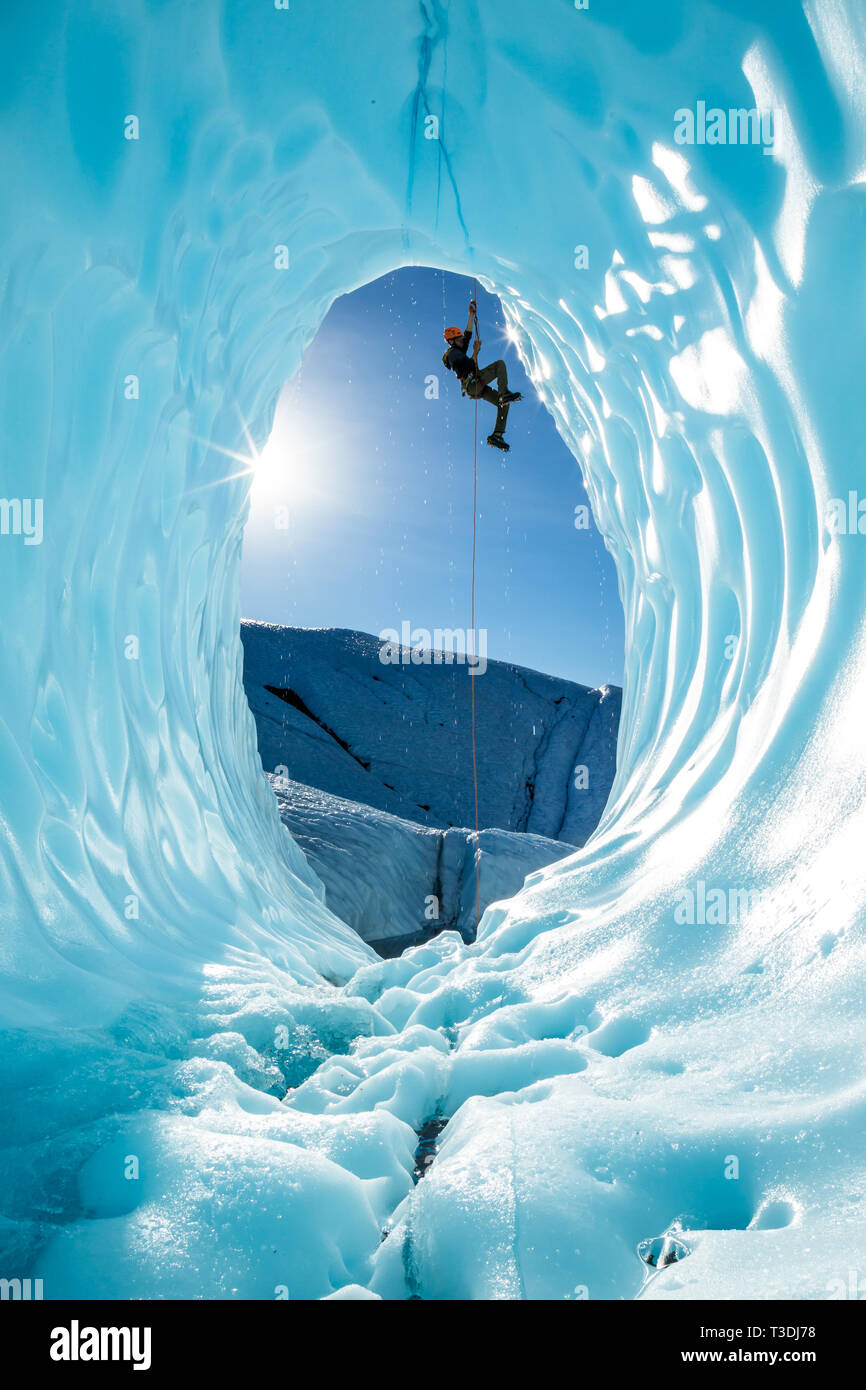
<box><xmin>1</xmin><ymin>0</ymin><xmax>865</xmax><ymax>1299</ymax></box>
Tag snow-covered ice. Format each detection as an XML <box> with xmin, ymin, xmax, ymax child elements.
<box><xmin>270</xmin><ymin>774</ymin><xmax>573</xmax><ymax>946</ymax></box>
<box><xmin>243</xmin><ymin>622</ymin><xmax>620</xmax><ymax>846</ymax></box>
<box><xmin>245</xmin><ymin>622</ymin><xmax>611</xmax><ymax>946</ymax></box>
<box><xmin>1</xmin><ymin>0</ymin><xmax>865</xmax><ymax>1301</ymax></box>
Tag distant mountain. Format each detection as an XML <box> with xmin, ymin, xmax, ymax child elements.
<box><xmin>241</xmin><ymin>623</ymin><xmax>620</xmax><ymax>847</ymax></box>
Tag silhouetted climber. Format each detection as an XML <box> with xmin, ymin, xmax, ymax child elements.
<box><xmin>442</xmin><ymin>298</ymin><xmax>521</xmax><ymax>451</ymax></box>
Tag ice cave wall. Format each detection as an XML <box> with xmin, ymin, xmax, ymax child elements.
<box><xmin>0</xmin><ymin>0</ymin><xmax>865</xmax><ymax>1034</ymax></box>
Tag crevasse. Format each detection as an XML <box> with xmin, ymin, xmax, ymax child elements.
<box><xmin>1</xmin><ymin>0</ymin><xmax>865</xmax><ymax>1299</ymax></box>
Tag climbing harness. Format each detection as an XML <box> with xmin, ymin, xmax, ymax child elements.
<box><xmin>440</xmin><ymin>348</ymin><xmax>481</xmax><ymax>398</ymax></box>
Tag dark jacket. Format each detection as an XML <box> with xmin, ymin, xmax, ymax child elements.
<box><xmin>443</xmin><ymin>331</ymin><xmax>476</xmax><ymax>382</ymax></box>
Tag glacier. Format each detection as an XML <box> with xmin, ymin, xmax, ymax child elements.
<box><xmin>244</xmin><ymin>622</ymin><xmax>617</xmax><ymax>946</ymax></box>
<box><xmin>270</xmin><ymin>774</ymin><xmax>574</xmax><ymax>948</ymax></box>
<box><xmin>241</xmin><ymin>621</ymin><xmax>620</xmax><ymax>845</ymax></box>
<box><xmin>2</xmin><ymin>0</ymin><xmax>866</xmax><ymax>1301</ymax></box>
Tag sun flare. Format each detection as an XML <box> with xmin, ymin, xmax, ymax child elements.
<box><xmin>248</xmin><ymin>400</ymin><xmax>329</xmax><ymax>511</ymax></box>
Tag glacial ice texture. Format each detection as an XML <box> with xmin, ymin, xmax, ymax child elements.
<box><xmin>242</xmin><ymin>622</ymin><xmax>620</xmax><ymax>839</ymax></box>
<box><xmin>2</xmin><ymin>0</ymin><xmax>866</xmax><ymax>1299</ymax></box>
<box><xmin>244</xmin><ymin>623</ymin><xmax>616</xmax><ymax>943</ymax></box>
<box><xmin>271</xmin><ymin>774</ymin><xmax>574</xmax><ymax>946</ymax></box>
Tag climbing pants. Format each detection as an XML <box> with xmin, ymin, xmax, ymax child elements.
<box><xmin>467</xmin><ymin>359</ymin><xmax>510</xmax><ymax>437</ymax></box>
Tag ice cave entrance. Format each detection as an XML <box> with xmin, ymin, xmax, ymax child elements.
<box><xmin>238</xmin><ymin>268</ymin><xmax>625</xmax><ymax>957</ymax></box>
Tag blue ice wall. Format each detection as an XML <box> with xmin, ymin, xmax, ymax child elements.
<box><xmin>1</xmin><ymin>0</ymin><xmax>866</xmax><ymax>1298</ymax></box>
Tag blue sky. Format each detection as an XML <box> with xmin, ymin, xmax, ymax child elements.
<box><xmin>240</xmin><ymin>269</ymin><xmax>624</xmax><ymax>689</ymax></box>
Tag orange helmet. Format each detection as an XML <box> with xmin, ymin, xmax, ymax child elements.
<box><xmin>443</xmin><ymin>326</ymin><xmax>463</xmax><ymax>341</ymax></box>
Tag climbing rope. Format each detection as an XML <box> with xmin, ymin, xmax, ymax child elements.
<box><xmin>470</xmin><ymin>279</ymin><xmax>481</xmax><ymax>932</ymax></box>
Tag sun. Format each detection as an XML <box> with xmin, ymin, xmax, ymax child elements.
<box><xmin>248</xmin><ymin>397</ymin><xmax>331</xmax><ymax>512</ymax></box>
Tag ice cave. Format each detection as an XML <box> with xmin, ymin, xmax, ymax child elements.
<box><xmin>1</xmin><ymin>0</ymin><xmax>866</xmax><ymax>1303</ymax></box>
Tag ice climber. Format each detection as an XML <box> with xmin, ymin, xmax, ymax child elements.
<box><xmin>442</xmin><ymin>298</ymin><xmax>521</xmax><ymax>451</ymax></box>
